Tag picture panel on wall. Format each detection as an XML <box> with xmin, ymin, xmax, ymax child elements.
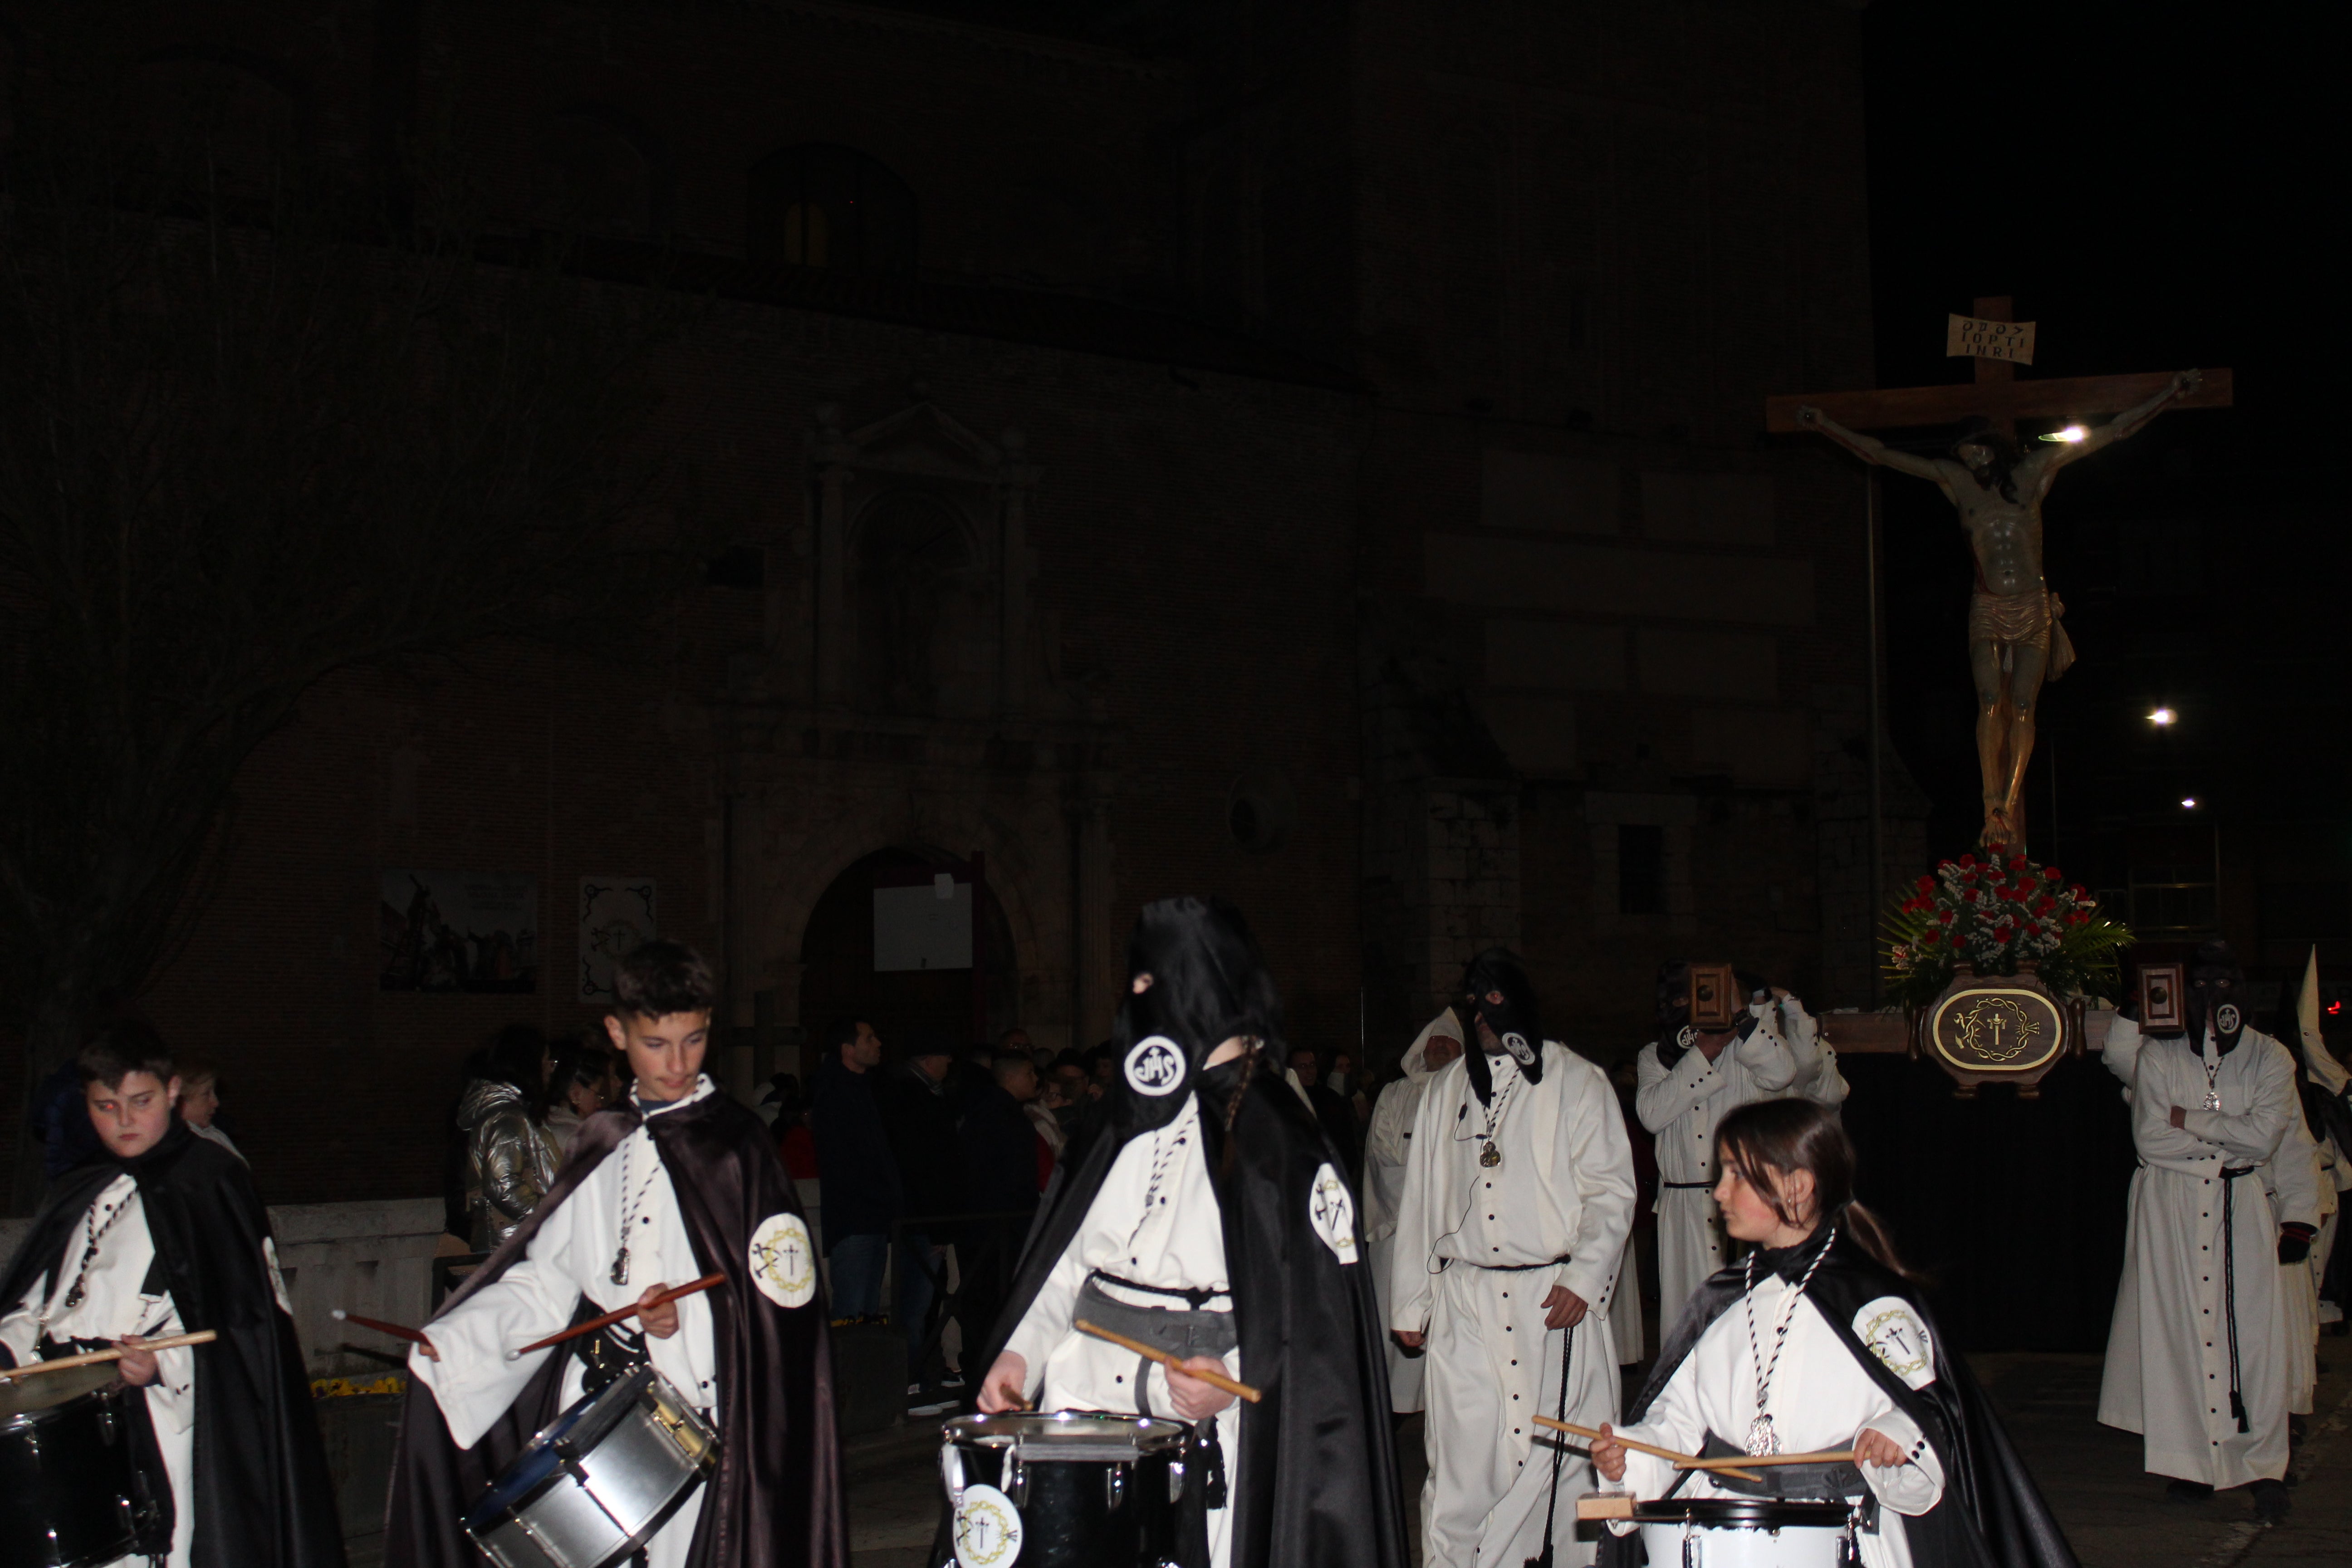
<box><xmin>579</xmin><ymin>877</ymin><xmax>659</xmax><ymax>1003</ymax></box>
<box><xmin>380</xmin><ymin>871</ymin><xmax>539</xmax><ymax>993</ymax></box>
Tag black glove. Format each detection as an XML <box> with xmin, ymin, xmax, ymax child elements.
<box><xmin>2280</xmin><ymin>1224</ymin><xmax>2316</xmax><ymax>1265</ymax></box>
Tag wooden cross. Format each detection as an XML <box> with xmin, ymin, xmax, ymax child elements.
<box><xmin>1765</xmin><ymin>296</ymin><xmax>2233</xmax><ymax>434</ymax></box>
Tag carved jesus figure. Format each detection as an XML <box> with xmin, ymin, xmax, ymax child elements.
<box><xmin>1798</xmin><ymin>369</ymin><xmax>2201</xmax><ymax>844</ymax></box>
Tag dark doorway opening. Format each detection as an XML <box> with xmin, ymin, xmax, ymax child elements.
<box><xmin>797</xmin><ymin>846</ymin><xmax>1017</xmax><ymax>1077</ymax></box>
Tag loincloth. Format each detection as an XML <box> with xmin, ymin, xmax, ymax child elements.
<box><xmin>1968</xmin><ymin>587</ymin><xmax>2075</xmax><ymax>679</ymax></box>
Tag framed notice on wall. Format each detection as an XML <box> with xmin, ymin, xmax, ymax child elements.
<box><xmin>873</xmin><ymin>866</ymin><xmax>972</xmax><ymax>972</ymax></box>
<box><xmin>380</xmin><ymin>871</ymin><xmax>539</xmax><ymax>993</ymax></box>
<box><xmin>579</xmin><ymin>877</ymin><xmax>658</xmax><ymax>1003</ymax></box>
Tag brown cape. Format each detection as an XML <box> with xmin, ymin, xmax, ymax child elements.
<box><xmin>384</xmin><ymin>1090</ymin><xmax>846</xmax><ymax>1567</ymax></box>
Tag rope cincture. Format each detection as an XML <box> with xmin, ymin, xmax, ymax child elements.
<box><xmin>1526</xmin><ymin>1299</ymin><xmax>1574</xmax><ymax>1568</ymax></box>
<box><xmin>2221</xmin><ymin>1165</ymin><xmax>2253</xmax><ymax>1434</ymax></box>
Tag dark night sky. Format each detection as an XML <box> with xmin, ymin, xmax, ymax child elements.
<box><xmin>1857</xmin><ymin>4</ymin><xmax>2343</xmax><ymax>900</ymax></box>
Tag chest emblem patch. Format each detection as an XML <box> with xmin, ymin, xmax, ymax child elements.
<box><xmin>954</xmin><ymin>1482</ymin><xmax>1024</xmax><ymax>1568</ymax></box>
<box><xmin>1309</xmin><ymin>1162</ymin><xmax>1359</xmax><ymax>1264</ymax></box>
<box><xmin>1854</xmin><ymin>1296</ymin><xmax>1935</xmax><ymax>1389</ymax></box>
<box><xmin>749</xmin><ymin>1213</ymin><xmax>817</xmax><ymax>1309</ymax></box>
<box><xmin>1124</xmin><ymin>1035</ymin><xmax>1186</xmax><ymax>1097</ymax></box>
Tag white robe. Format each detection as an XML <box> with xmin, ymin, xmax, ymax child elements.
<box><xmin>2097</xmin><ymin>1034</ymin><xmax>2297</xmax><ymax>1487</ymax></box>
<box><xmin>1607</xmin><ymin>1268</ymin><xmax>1941</xmax><ymax>1568</ymax></box>
<box><xmin>1002</xmin><ymin>1091</ymin><xmax>1242</xmax><ymax>1568</ymax></box>
<box><xmin>1363</xmin><ymin>1009</ymin><xmax>1458</xmax><ymax>1412</ymax></box>
<box><xmin>0</xmin><ymin>1176</ymin><xmax>204</xmax><ymax>1568</ymax></box>
<box><xmin>2294</xmin><ymin>1015</ymin><xmax>2349</xmax><ymax>1322</ymax></box>
<box><xmin>1390</xmin><ymin>1043</ymin><xmax>1636</xmax><ymax>1567</ymax></box>
<box><xmin>411</xmin><ymin>1078</ymin><xmax>723</xmax><ymax>1568</ymax></box>
<box><xmin>2265</xmin><ymin>1107</ymin><xmax>2323</xmax><ymax>1416</ymax></box>
<box><xmin>1636</xmin><ymin>1002</ymin><xmax>1808</xmax><ymax>1334</ymax></box>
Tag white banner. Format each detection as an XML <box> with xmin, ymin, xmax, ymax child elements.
<box><xmin>1946</xmin><ymin>314</ymin><xmax>2036</xmax><ymax>364</ymax></box>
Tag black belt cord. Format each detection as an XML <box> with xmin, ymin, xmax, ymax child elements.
<box><xmin>1527</xmin><ymin>1308</ymin><xmax>1574</xmax><ymax>1568</ymax></box>
<box><xmin>1661</xmin><ymin>1180</ymin><xmax>1713</xmax><ymax>1190</ymax></box>
<box><xmin>2222</xmin><ymin>1166</ymin><xmax>2254</xmax><ymax>1433</ymax></box>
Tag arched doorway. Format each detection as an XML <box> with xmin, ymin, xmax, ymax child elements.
<box><xmin>797</xmin><ymin>846</ymin><xmax>1018</xmax><ymax>1073</ymax></box>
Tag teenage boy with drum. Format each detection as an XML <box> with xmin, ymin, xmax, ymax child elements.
<box><xmin>0</xmin><ymin>1022</ymin><xmax>345</xmax><ymax>1568</ymax></box>
<box><xmin>1588</xmin><ymin>1098</ymin><xmax>2073</xmax><ymax>1568</ymax></box>
<box><xmin>388</xmin><ymin>942</ymin><xmax>848</xmax><ymax>1568</ymax></box>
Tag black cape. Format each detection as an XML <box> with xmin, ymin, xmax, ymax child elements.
<box><xmin>1601</xmin><ymin>1225</ymin><xmax>2076</xmax><ymax>1568</ymax></box>
<box><xmin>980</xmin><ymin>1055</ymin><xmax>1410</xmax><ymax>1568</ymax></box>
<box><xmin>0</xmin><ymin>1120</ymin><xmax>346</xmax><ymax>1568</ymax></box>
<box><xmin>386</xmin><ymin>1088</ymin><xmax>847</xmax><ymax>1568</ymax></box>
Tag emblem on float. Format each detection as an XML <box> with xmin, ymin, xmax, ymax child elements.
<box><xmin>1918</xmin><ymin>963</ymin><xmax>2075</xmax><ymax>1098</ymax></box>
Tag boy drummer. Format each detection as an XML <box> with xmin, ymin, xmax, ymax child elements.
<box><xmin>0</xmin><ymin>1023</ymin><xmax>343</xmax><ymax>1568</ymax></box>
<box><xmin>388</xmin><ymin>942</ymin><xmax>846</xmax><ymax>1568</ymax></box>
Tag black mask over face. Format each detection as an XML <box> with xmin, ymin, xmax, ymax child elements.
<box><xmin>1111</xmin><ymin>896</ymin><xmax>1285</xmax><ymax>1134</ymax></box>
<box><xmin>1460</xmin><ymin>947</ymin><xmax>1544</xmax><ymax>1105</ymax></box>
<box><xmin>2186</xmin><ymin>939</ymin><xmax>2245</xmax><ymax>1055</ymax></box>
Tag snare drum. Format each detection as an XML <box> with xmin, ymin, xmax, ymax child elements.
<box><xmin>0</xmin><ymin>1363</ymin><xmax>170</xmax><ymax>1568</ymax></box>
<box><xmin>937</xmin><ymin>1411</ymin><xmax>1194</xmax><ymax>1568</ymax></box>
<box><xmin>1632</xmin><ymin>1496</ymin><xmax>1857</xmax><ymax>1568</ymax></box>
<box><xmin>465</xmin><ymin>1366</ymin><xmax>719</xmax><ymax>1568</ymax></box>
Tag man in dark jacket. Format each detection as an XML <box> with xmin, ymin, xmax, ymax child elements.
<box><xmin>884</xmin><ymin>1034</ymin><xmax>964</xmax><ymax>1393</ymax></box>
<box><xmin>1292</xmin><ymin>1045</ymin><xmax>1364</xmax><ymax>1178</ymax></box>
<box><xmin>956</xmin><ymin>1052</ymin><xmax>1048</xmax><ymax>1371</ymax></box>
<box><xmin>808</xmin><ymin>1018</ymin><xmax>899</xmax><ymax>1318</ymax></box>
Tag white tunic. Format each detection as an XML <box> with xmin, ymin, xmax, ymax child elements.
<box><xmin>1608</xmin><ymin>1267</ymin><xmax>1941</xmax><ymax>1568</ymax></box>
<box><xmin>1390</xmin><ymin>1043</ymin><xmax>1636</xmax><ymax>1567</ymax></box>
<box><xmin>1636</xmin><ymin>1004</ymin><xmax>1808</xmax><ymax>1333</ymax></box>
<box><xmin>1363</xmin><ymin>1009</ymin><xmax>1458</xmax><ymax>1413</ymax></box>
<box><xmin>411</xmin><ymin>1078</ymin><xmax>722</xmax><ymax>1568</ymax></box>
<box><xmin>1003</xmin><ymin>1092</ymin><xmax>1241</xmax><ymax>1568</ymax></box>
<box><xmin>2265</xmin><ymin>1108</ymin><xmax>2323</xmax><ymax>1416</ymax></box>
<box><xmin>0</xmin><ymin>1176</ymin><xmax>202</xmax><ymax>1568</ymax></box>
<box><xmin>2097</xmin><ymin>1035</ymin><xmax>2297</xmax><ymax>1487</ymax></box>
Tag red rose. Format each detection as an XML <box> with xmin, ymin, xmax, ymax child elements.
<box><xmin>2044</xmin><ymin>867</ymin><xmax>2063</xmax><ymax>882</ymax></box>
<box><xmin>1921</xmin><ymin>930</ymin><xmax>1941</xmax><ymax>946</ymax></box>
<box><xmin>1959</xmin><ymin>853</ymin><xmax>1977</xmax><ymax>868</ymax></box>
<box><xmin>1939</xmin><ymin>910</ymin><xmax>1955</xmax><ymax>924</ymax></box>
<box><xmin>1917</xmin><ymin>875</ymin><xmax>1935</xmax><ymax>894</ymax></box>
<box><xmin>2068</xmin><ymin>884</ymin><xmax>2087</xmax><ymax>900</ymax></box>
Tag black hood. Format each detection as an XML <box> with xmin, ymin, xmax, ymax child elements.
<box><xmin>1460</xmin><ymin>947</ymin><xmax>1544</xmax><ymax>1104</ymax></box>
<box><xmin>1110</xmin><ymin>896</ymin><xmax>1286</xmax><ymax>1135</ymax></box>
<box><xmin>2186</xmin><ymin>938</ymin><xmax>2246</xmax><ymax>1054</ymax></box>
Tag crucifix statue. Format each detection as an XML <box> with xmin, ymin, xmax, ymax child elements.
<box><xmin>1769</xmin><ymin>297</ymin><xmax>2233</xmax><ymax>847</ymax></box>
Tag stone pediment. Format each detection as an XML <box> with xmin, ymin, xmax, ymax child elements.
<box><xmin>817</xmin><ymin>399</ymin><xmax>1013</xmax><ymax>485</ymax></box>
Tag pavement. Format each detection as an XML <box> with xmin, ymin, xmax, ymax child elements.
<box><xmin>342</xmin><ymin>1343</ymin><xmax>2348</xmax><ymax>1567</ymax></box>
<box><xmin>843</xmin><ymin>1344</ymin><xmax>2351</xmax><ymax>1568</ymax></box>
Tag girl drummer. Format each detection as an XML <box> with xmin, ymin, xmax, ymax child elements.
<box><xmin>1589</xmin><ymin>1098</ymin><xmax>2075</xmax><ymax>1568</ymax></box>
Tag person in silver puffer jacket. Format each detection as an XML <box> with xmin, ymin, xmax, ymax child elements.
<box><xmin>459</xmin><ymin>1030</ymin><xmax>559</xmax><ymax>1250</ymax></box>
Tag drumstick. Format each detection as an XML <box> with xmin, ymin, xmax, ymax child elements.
<box><xmin>1532</xmin><ymin>1416</ymin><xmax>1763</xmax><ymax>1483</ymax></box>
<box><xmin>506</xmin><ymin>1272</ymin><xmax>727</xmax><ymax>1360</ymax></box>
<box><xmin>331</xmin><ymin>1309</ymin><xmax>430</xmax><ymax>1346</ymax></box>
<box><xmin>1074</xmin><ymin>1319</ymin><xmax>1262</xmax><ymax>1404</ymax></box>
<box><xmin>0</xmin><ymin>1330</ymin><xmax>219</xmax><ymax>1382</ymax></box>
<box><xmin>1676</xmin><ymin>1449</ymin><xmax>1858</xmax><ymax>1470</ymax></box>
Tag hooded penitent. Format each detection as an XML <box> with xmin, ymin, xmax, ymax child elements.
<box><xmin>1460</xmin><ymin>946</ymin><xmax>1544</xmax><ymax>1104</ymax></box>
<box><xmin>0</xmin><ymin>1121</ymin><xmax>348</xmax><ymax>1568</ymax></box>
<box><xmin>982</xmin><ymin>896</ymin><xmax>1408</xmax><ymax>1568</ymax></box>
